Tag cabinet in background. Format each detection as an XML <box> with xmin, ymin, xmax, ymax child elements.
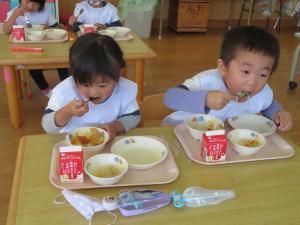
<box><xmin>168</xmin><ymin>0</ymin><xmax>210</xmax><ymax>32</ymax></box>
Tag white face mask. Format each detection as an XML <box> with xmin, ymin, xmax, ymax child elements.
<box><xmin>54</xmin><ymin>189</ymin><xmax>118</xmax><ymax>224</ymax></box>
<box><xmin>61</xmin><ymin>189</ymin><xmax>105</xmax><ymax>220</ymax></box>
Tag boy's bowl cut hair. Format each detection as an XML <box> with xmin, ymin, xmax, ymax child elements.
<box><xmin>19</xmin><ymin>0</ymin><xmax>46</xmax><ymax>11</ymax></box>
<box><xmin>220</xmin><ymin>26</ymin><xmax>280</xmax><ymax>73</ymax></box>
<box><xmin>69</xmin><ymin>33</ymin><xmax>125</xmax><ymax>85</ymax></box>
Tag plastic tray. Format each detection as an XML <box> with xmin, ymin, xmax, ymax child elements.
<box><xmin>174</xmin><ymin>124</ymin><xmax>295</xmax><ymax>165</ymax></box>
<box><xmin>9</xmin><ymin>34</ymin><xmax>68</xmax><ymax>43</ymax></box>
<box><xmin>49</xmin><ymin>136</ymin><xmax>179</xmax><ymax>189</ymax></box>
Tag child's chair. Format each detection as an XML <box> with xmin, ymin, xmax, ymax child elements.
<box><xmin>288</xmin><ymin>33</ymin><xmax>300</xmax><ymax>89</ymax></box>
<box><xmin>139</xmin><ymin>93</ymin><xmax>174</xmax><ymax>127</ymax></box>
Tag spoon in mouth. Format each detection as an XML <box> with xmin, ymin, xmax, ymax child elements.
<box><xmin>235</xmin><ymin>91</ymin><xmax>251</xmax><ymax>102</ymax></box>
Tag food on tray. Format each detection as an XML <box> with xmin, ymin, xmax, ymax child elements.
<box><xmin>189</xmin><ymin>120</ymin><xmax>223</xmax><ymax>131</ymax></box>
<box><xmin>71</xmin><ymin>128</ymin><xmax>104</xmax><ymax>147</ymax></box>
<box><xmin>93</xmin><ymin>165</ymin><xmax>121</xmax><ymax>178</ymax></box>
<box><xmin>237</xmin><ymin>138</ymin><xmax>262</xmax><ymax>148</ymax></box>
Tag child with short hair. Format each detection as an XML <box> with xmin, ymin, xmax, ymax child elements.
<box><xmin>68</xmin><ymin>0</ymin><xmax>122</xmax><ymax>32</ymax></box>
<box><xmin>42</xmin><ymin>33</ymin><xmax>140</xmax><ymax>140</ymax></box>
<box><xmin>163</xmin><ymin>26</ymin><xmax>292</xmax><ymax>131</ymax></box>
<box><xmin>3</xmin><ymin>0</ymin><xmax>69</xmax><ymax>97</ymax></box>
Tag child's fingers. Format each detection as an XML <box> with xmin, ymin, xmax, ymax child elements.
<box><xmin>276</xmin><ymin>113</ymin><xmax>292</xmax><ymax>131</ymax></box>
<box><xmin>224</xmin><ymin>93</ymin><xmax>236</xmax><ymax>101</ymax></box>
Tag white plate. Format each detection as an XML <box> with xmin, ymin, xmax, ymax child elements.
<box><xmin>228</xmin><ymin>114</ymin><xmax>276</xmax><ymax>137</ymax></box>
<box><xmin>111</xmin><ymin>136</ymin><xmax>168</xmax><ymax>170</ymax></box>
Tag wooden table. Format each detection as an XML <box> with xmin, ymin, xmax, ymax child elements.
<box><xmin>6</xmin><ymin>126</ymin><xmax>300</xmax><ymax>225</ymax></box>
<box><xmin>0</xmin><ymin>34</ymin><xmax>156</xmax><ymax>128</ymax></box>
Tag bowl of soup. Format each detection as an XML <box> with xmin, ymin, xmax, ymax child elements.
<box><xmin>45</xmin><ymin>28</ymin><xmax>67</xmax><ymax>40</ymax></box>
<box><xmin>106</xmin><ymin>26</ymin><xmax>130</xmax><ymax>38</ymax></box>
<box><xmin>26</xmin><ymin>30</ymin><xmax>46</xmax><ymax>41</ymax></box>
<box><xmin>228</xmin><ymin>129</ymin><xmax>266</xmax><ymax>156</ymax></box>
<box><xmin>185</xmin><ymin>114</ymin><xmax>224</xmax><ymax>141</ymax></box>
<box><xmin>66</xmin><ymin>127</ymin><xmax>109</xmax><ymax>152</ymax></box>
<box><xmin>84</xmin><ymin>153</ymin><xmax>128</xmax><ymax>185</ymax></box>
<box><xmin>111</xmin><ymin>136</ymin><xmax>168</xmax><ymax>170</ymax></box>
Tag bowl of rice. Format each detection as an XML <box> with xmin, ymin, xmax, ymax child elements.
<box><xmin>84</xmin><ymin>153</ymin><xmax>128</xmax><ymax>185</ymax></box>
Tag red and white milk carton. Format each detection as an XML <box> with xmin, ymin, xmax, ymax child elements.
<box><xmin>59</xmin><ymin>146</ymin><xmax>84</xmax><ymax>183</ymax></box>
<box><xmin>83</xmin><ymin>24</ymin><xmax>95</xmax><ymax>33</ymax></box>
<box><xmin>201</xmin><ymin>130</ymin><xmax>227</xmax><ymax>162</ymax></box>
<box><xmin>12</xmin><ymin>25</ymin><xmax>25</xmax><ymax>41</ymax></box>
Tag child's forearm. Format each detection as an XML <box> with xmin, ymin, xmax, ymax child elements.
<box><xmin>3</xmin><ymin>14</ymin><xmax>18</xmax><ymax>34</ymax></box>
<box><xmin>164</xmin><ymin>86</ymin><xmax>208</xmax><ymax>113</ymax></box>
<box><xmin>42</xmin><ymin>111</ymin><xmax>62</xmax><ymax>133</ymax></box>
<box><xmin>261</xmin><ymin>99</ymin><xmax>283</xmax><ymax>120</ymax></box>
<box><xmin>54</xmin><ymin>105</ymin><xmax>73</xmax><ymax>127</ymax></box>
<box><xmin>118</xmin><ymin>114</ymin><xmax>140</xmax><ymax>132</ymax></box>
<box><xmin>110</xmin><ymin>120</ymin><xmax>126</xmax><ymax>135</ymax></box>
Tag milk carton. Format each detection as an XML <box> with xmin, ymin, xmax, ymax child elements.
<box><xmin>201</xmin><ymin>130</ymin><xmax>227</xmax><ymax>162</ymax></box>
<box><xmin>59</xmin><ymin>146</ymin><xmax>84</xmax><ymax>183</ymax></box>
<box><xmin>12</xmin><ymin>25</ymin><xmax>25</xmax><ymax>41</ymax></box>
<box><xmin>83</xmin><ymin>24</ymin><xmax>94</xmax><ymax>33</ymax></box>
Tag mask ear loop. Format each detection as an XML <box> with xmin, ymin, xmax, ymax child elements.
<box><xmin>53</xmin><ymin>193</ymin><xmax>118</xmax><ymax>225</ymax></box>
<box><xmin>53</xmin><ymin>193</ymin><xmax>67</xmax><ymax>205</ymax></box>
<box><xmin>88</xmin><ymin>211</ymin><xmax>117</xmax><ymax>225</ymax></box>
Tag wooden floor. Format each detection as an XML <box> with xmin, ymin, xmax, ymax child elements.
<box><xmin>1</xmin><ymin>28</ymin><xmax>300</xmax><ymax>225</ymax></box>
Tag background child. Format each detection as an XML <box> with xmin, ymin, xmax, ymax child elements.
<box><xmin>42</xmin><ymin>33</ymin><xmax>140</xmax><ymax>140</ymax></box>
<box><xmin>68</xmin><ymin>0</ymin><xmax>122</xmax><ymax>32</ymax></box>
<box><xmin>163</xmin><ymin>26</ymin><xmax>292</xmax><ymax>131</ymax></box>
<box><xmin>3</xmin><ymin>0</ymin><xmax>69</xmax><ymax>97</ymax></box>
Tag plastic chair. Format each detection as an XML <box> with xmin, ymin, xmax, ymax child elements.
<box><xmin>288</xmin><ymin>32</ymin><xmax>300</xmax><ymax>89</ymax></box>
<box><xmin>139</xmin><ymin>93</ymin><xmax>173</xmax><ymax>127</ymax></box>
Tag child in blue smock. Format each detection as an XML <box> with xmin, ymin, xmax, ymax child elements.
<box><xmin>68</xmin><ymin>0</ymin><xmax>122</xmax><ymax>32</ymax></box>
<box><xmin>164</xmin><ymin>26</ymin><xmax>292</xmax><ymax>132</ymax></box>
<box><xmin>3</xmin><ymin>0</ymin><xmax>69</xmax><ymax>97</ymax></box>
<box><xmin>42</xmin><ymin>33</ymin><xmax>140</xmax><ymax>141</ymax></box>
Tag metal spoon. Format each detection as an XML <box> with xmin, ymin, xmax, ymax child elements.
<box><xmin>24</xmin><ymin>14</ymin><xmax>32</xmax><ymax>28</ymax></box>
<box><xmin>77</xmin><ymin>8</ymin><xmax>84</xmax><ymax>17</ymax></box>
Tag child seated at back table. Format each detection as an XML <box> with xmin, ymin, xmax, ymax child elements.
<box><xmin>42</xmin><ymin>33</ymin><xmax>140</xmax><ymax>140</ymax></box>
<box><xmin>68</xmin><ymin>0</ymin><xmax>122</xmax><ymax>32</ymax></box>
<box><xmin>3</xmin><ymin>0</ymin><xmax>69</xmax><ymax>98</ymax></box>
<box><xmin>163</xmin><ymin>26</ymin><xmax>292</xmax><ymax>132</ymax></box>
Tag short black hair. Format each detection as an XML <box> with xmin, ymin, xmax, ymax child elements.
<box><xmin>19</xmin><ymin>0</ymin><xmax>46</xmax><ymax>11</ymax></box>
<box><xmin>69</xmin><ymin>33</ymin><xmax>126</xmax><ymax>85</ymax></box>
<box><xmin>220</xmin><ymin>26</ymin><xmax>280</xmax><ymax>73</ymax></box>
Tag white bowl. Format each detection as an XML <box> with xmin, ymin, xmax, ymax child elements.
<box><xmin>106</xmin><ymin>26</ymin><xmax>130</xmax><ymax>38</ymax></box>
<box><xmin>98</xmin><ymin>29</ymin><xmax>117</xmax><ymax>38</ymax></box>
<box><xmin>66</xmin><ymin>127</ymin><xmax>109</xmax><ymax>152</ymax></box>
<box><xmin>84</xmin><ymin>153</ymin><xmax>128</xmax><ymax>185</ymax></box>
<box><xmin>79</xmin><ymin>24</ymin><xmax>96</xmax><ymax>33</ymax></box>
<box><xmin>228</xmin><ymin>129</ymin><xmax>266</xmax><ymax>156</ymax></box>
<box><xmin>26</xmin><ymin>30</ymin><xmax>46</xmax><ymax>41</ymax></box>
<box><xmin>185</xmin><ymin>114</ymin><xmax>224</xmax><ymax>141</ymax></box>
<box><xmin>45</xmin><ymin>29</ymin><xmax>67</xmax><ymax>40</ymax></box>
<box><xmin>228</xmin><ymin>113</ymin><xmax>276</xmax><ymax>137</ymax></box>
<box><xmin>25</xmin><ymin>24</ymin><xmax>45</xmax><ymax>32</ymax></box>
<box><xmin>111</xmin><ymin>136</ymin><xmax>168</xmax><ymax>170</ymax></box>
